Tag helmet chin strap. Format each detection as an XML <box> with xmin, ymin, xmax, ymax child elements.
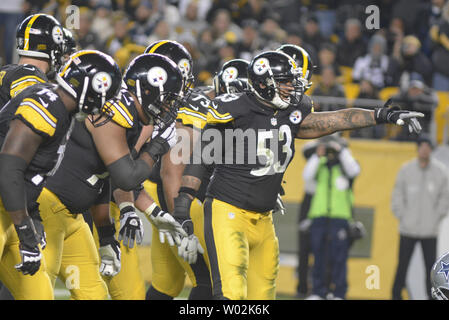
<box><xmin>136</xmin><ymin>79</ymin><xmax>143</xmax><ymax>105</ymax></box>
<box><xmin>78</xmin><ymin>76</ymin><xmax>89</xmax><ymax>113</ymax></box>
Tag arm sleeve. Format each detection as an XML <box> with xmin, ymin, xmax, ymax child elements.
<box><xmin>391</xmin><ymin>168</ymin><xmax>406</xmax><ymax>220</ymax></box>
<box><xmin>302</xmin><ymin>154</ymin><xmax>321</xmax><ymax>182</ymax></box>
<box><xmin>107</xmin><ymin>154</ymin><xmax>152</xmax><ymax>192</ymax></box>
<box><xmin>0</xmin><ymin>154</ymin><xmax>28</xmax><ymax>212</ymax></box>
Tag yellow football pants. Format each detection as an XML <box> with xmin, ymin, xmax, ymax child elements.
<box><xmin>143</xmin><ymin>180</ymin><xmax>211</xmax><ymax>298</ymax></box>
<box><xmin>92</xmin><ymin>202</ymin><xmax>146</xmax><ymax>300</ymax></box>
<box><xmin>0</xmin><ymin>198</ymin><xmax>54</xmax><ymax>300</ymax></box>
<box><xmin>38</xmin><ymin>187</ymin><xmax>108</xmax><ymax>300</ymax></box>
<box><xmin>203</xmin><ymin>198</ymin><xmax>279</xmax><ymax>300</ymax></box>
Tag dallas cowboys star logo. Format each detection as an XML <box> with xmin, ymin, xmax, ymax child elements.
<box><xmin>438</xmin><ymin>261</ymin><xmax>449</xmax><ymax>281</ymax></box>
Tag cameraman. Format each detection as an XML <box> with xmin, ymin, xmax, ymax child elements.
<box><xmin>303</xmin><ymin>135</ymin><xmax>361</xmax><ymax>300</ymax></box>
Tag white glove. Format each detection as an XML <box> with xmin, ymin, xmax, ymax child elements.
<box><xmin>144</xmin><ymin>203</ymin><xmax>187</xmax><ymax>246</ymax></box>
<box><xmin>273</xmin><ymin>194</ymin><xmax>286</xmax><ymax>215</ymax></box>
<box><xmin>178</xmin><ymin>234</ymin><xmax>204</xmax><ymax>264</ymax></box>
<box><xmin>152</xmin><ymin>122</ymin><xmax>177</xmax><ymax>148</ymax></box>
<box><xmin>99</xmin><ymin>242</ymin><xmax>121</xmax><ymax>277</ymax></box>
<box><xmin>298</xmin><ymin>219</ymin><xmax>312</xmax><ymax>232</ymax></box>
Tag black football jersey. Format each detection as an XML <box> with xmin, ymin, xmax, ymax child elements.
<box><xmin>205</xmin><ymin>92</ymin><xmax>314</xmax><ymax>212</ymax></box>
<box><xmin>45</xmin><ymin>89</ymin><xmax>142</xmax><ymax>213</ymax></box>
<box><xmin>0</xmin><ymin>64</ymin><xmax>48</xmax><ymax>110</ymax></box>
<box><xmin>148</xmin><ymin>90</ymin><xmax>210</xmax><ymax>210</ymax></box>
<box><xmin>0</xmin><ymin>83</ymin><xmax>72</xmax><ymax>212</ymax></box>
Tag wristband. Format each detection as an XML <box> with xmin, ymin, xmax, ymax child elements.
<box><xmin>144</xmin><ymin>202</ymin><xmax>161</xmax><ymax>218</ymax></box>
<box><xmin>119</xmin><ymin>201</ymin><xmax>135</xmax><ymax>214</ymax></box>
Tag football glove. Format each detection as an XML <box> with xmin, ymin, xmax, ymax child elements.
<box><xmin>144</xmin><ymin>203</ymin><xmax>187</xmax><ymax>246</ymax></box>
<box><xmin>273</xmin><ymin>193</ymin><xmax>286</xmax><ymax>215</ymax></box>
<box><xmin>32</xmin><ymin>218</ymin><xmax>46</xmax><ymax>250</ymax></box>
<box><xmin>118</xmin><ymin>203</ymin><xmax>144</xmax><ymax>249</ymax></box>
<box><xmin>178</xmin><ymin>234</ymin><xmax>204</xmax><ymax>264</ymax></box>
<box><xmin>142</xmin><ymin>122</ymin><xmax>177</xmax><ymax>163</ymax></box>
<box><xmin>173</xmin><ymin>192</ymin><xmax>204</xmax><ymax>264</ymax></box>
<box><xmin>14</xmin><ymin>216</ymin><xmax>42</xmax><ymax>275</ymax></box>
<box><xmin>98</xmin><ymin>224</ymin><xmax>121</xmax><ymax>277</ymax></box>
<box><xmin>374</xmin><ymin>99</ymin><xmax>424</xmax><ymax>133</ymax></box>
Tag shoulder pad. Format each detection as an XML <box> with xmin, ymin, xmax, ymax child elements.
<box><xmin>103</xmin><ymin>90</ymin><xmax>135</xmax><ymax>129</ymax></box>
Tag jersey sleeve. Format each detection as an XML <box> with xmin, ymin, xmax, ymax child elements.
<box><xmin>206</xmin><ymin>97</ymin><xmax>235</xmax><ymax>125</ymax></box>
<box><xmin>177</xmin><ymin>104</ymin><xmax>208</xmax><ymax>130</ymax></box>
<box><xmin>14</xmin><ymin>96</ymin><xmax>58</xmax><ymax>138</ymax></box>
<box><xmin>102</xmin><ymin>96</ymin><xmax>134</xmax><ymax>129</ymax></box>
<box><xmin>8</xmin><ymin>66</ymin><xmax>47</xmax><ymax>98</ymax></box>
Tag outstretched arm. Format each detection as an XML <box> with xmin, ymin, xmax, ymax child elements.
<box><xmin>297</xmin><ymin>108</ymin><xmax>376</xmax><ymax>139</ymax></box>
<box><xmin>297</xmin><ymin>101</ymin><xmax>424</xmax><ymax>139</ymax></box>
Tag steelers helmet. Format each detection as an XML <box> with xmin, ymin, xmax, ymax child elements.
<box><xmin>144</xmin><ymin>40</ymin><xmax>194</xmax><ymax>96</ymax></box>
<box><xmin>214</xmin><ymin>59</ymin><xmax>250</xmax><ymax>95</ymax></box>
<box><xmin>123</xmin><ymin>53</ymin><xmax>183</xmax><ymax>129</ymax></box>
<box><xmin>248</xmin><ymin>51</ymin><xmax>304</xmax><ymax>109</ymax></box>
<box><xmin>277</xmin><ymin>44</ymin><xmax>314</xmax><ymax>92</ymax></box>
<box><xmin>16</xmin><ymin>14</ymin><xmax>65</xmax><ymax>71</ymax></box>
<box><xmin>431</xmin><ymin>251</ymin><xmax>449</xmax><ymax>300</ymax></box>
<box><xmin>56</xmin><ymin>50</ymin><xmax>122</xmax><ymax>126</ymax></box>
<box><xmin>62</xmin><ymin>28</ymin><xmax>78</xmax><ymax>57</ymax></box>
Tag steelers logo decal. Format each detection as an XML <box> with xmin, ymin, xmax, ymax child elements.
<box><xmin>178</xmin><ymin>58</ymin><xmax>191</xmax><ymax>76</ymax></box>
<box><xmin>222</xmin><ymin>67</ymin><xmax>238</xmax><ymax>83</ymax></box>
<box><xmin>92</xmin><ymin>72</ymin><xmax>112</xmax><ymax>93</ymax></box>
<box><xmin>289</xmin><ymin>110</ymin><xmax>302</xmax><ymax>124</ymax></box>
<box><xmin>52</xmin><ymin>26</ymin><xmax>64</xmax><ymax>44</ymax></box>
<box><xmin>148</xmin><ymin>67</ymin><xmax>168</xmax><ymax>87</ymax></box>
<box><xmin>253</xmin><ymin>58</ymin><xmax>269</xmax><ymax>75</ymax></box>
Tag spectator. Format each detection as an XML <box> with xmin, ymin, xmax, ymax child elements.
<box><xmin>350</xmin><ymin>79</ymin><xmax>385</xmax><ymax>139</ymax></box>
<box><xmin>391</xmin><ymin>135</ymin><xmax>449</xmax><ymax>300</ymax></box>
<box><xmin>352</xmin><ymin>34</ymin><xmax>390</xmax><ymax>89</ymax></box>
<box><xmin>336</xmin><ymin>18</ymin><xmax>366</xmax><ymax>67</ymax></box>
<box><xmin>384</xmin><ymin>17</ymin><xmax>406</xmax><ymax>57</ymax></box>
<box><xmin>386</xmin><ymin>35</ymin><xmax>433</xmax><ymax>88</ymax></box>
<box><xmin>104</xmin><ymin>11</ymin><xmax>133</xmax><ymax>57</ymax></box>
<box><xmin>304</xmin><ymin>135</ymin><xmax>361</xmax><ymax>300</ymax></box>
<box><xmin>175</xmin><ymin>0</ymin><xmax>208</xmax><ymax>43</ymax></box>
<box><xmin>146</xmin><ymin>19</ymin><xmax>177</xmax><ymax>47</ymax></box>
<box><xmin>430</xmin><ymin>1</ymin><xmax>449</xmax><ymax>91</ymax></box>
<box><xmin>285</xmin><ymin>23</ymin><xmax>318</xmax><ymax>67</ymax></box>
<box><xmin>316</xmin><ymin>43</ymin><xmax>341</xmax><ymax>77</ymax></box>
<box><xmin>312</xmin><ymin>65</ymin><xmax>346</xmax><ymax>112</ymax></box>
<box><xmin>178</xmin><ymin>0</ymin><xmax>212</xmax><ymax>22</ymax></box>
<box><xmin>128</xmin><ymin>0</ymin><xmax>158</xmax><ymax>46</ymax></box>
<box><xmin>259</xmin><ymin>17</ymin><xmax>286</xmax><ymax>51</ymax></box>
<box><xmin>235</xmin><ymin>19</ymin><xmax>262</xmax><ymax>62</ymax></box>
<box><xmin>90</xmin><ymin>0</ymin><xmax>114</xmax><ymax>44</ymax></box>
<box><xmin>0</xmin><ymin>0</ymin><xmax>24</xmax><ymax>65</ymax></box>
<box><xmin>300</xmin><ymin>15</ymin><xmax>327</xmax><ymax>55</ymax></box>
<box><xmin>390</xmin><ymin>80</ymin><xmax>439</xmax><ymax>140</ymax></box>
<box><xmin>210</xmin><ymin>9</ymin><xmax>242</xmax><ymax>51</ymax></box>
<box><xmin>75</xmin><ymin>7</ymin><xmax>105</xmax><ymax>51</ymax></box>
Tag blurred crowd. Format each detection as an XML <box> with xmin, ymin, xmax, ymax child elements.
<box><xmin>1</xmin><ymin>0</ymin><xmax>449</xmax><ymax>141</ymax></box>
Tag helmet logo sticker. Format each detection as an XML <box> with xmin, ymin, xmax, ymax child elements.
<box><xmin>92</xmin><ymin>72</ymin><xmax>112</xmax><ymax>93</ymax></box>
<box><xmin>222</xmin><ymin>67</ymin><xmax>238</xmax><ymax>83</ymax></box>
<box><xmin>289</xmin><ymin>110</ymin><xmax>302</xmax><ymax>124</ymax></box>
<box><xmin>147</xmin><ymin>67</ymin><xmax>168</xmax><ymax>87</ymax></box>
<box><xmin>438</xmin><ymin>261</ymin><xmax>449</xmax><ymax>281</ymax></box>
<box><xmin>178</xmin><ymin>58</ymin><xmax>191</xmax><ymax>76</ymax></box>
<box><xmin>253</xmin><ymin>58</ymin><xmax>269</xmax><ymax>75</ymax></box>
<box><xmin>52</xmin><ymin>26</ymin><xmax>64</xmax><ymax>44</ymax></box>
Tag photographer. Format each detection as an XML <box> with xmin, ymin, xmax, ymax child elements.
<box><xmin>303</xmin><ymin>135</ymin><xmax>361</xmax><ymax>300</ymax></box>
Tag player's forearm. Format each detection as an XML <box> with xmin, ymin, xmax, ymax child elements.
<box><xmin>90</xmin><ymin>203</ymin><xmax>113</xmax><ymax>227</ymax></box>
<box><xmin>297</xmin><ymin>108</ymin><xmax>376</xmax><ymax>139</ymax></box>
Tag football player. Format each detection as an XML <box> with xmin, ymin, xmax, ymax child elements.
<box><xmin>0</xmin><ymin>49</ymin><xmax>121</xmax><ymax>299</ymax></box>
<box><xmin>213</xmin><ymin>59</ymin><xmax>250</xmax><ymax>96</ymax></box>
<box><xmin>134</xmin><ymin>40</ymin><xmax>214</xmax><ymax>300</ymax></box>
<box><xmin>431</xmin><ymin>251</ymin><xmax>449</xmax><ymax>300</ymax></box>
<box><xmin>0</xmin><ymin>14</ymin><xmax>65</xmax><ymax>109</ymax></box>
<box><xmin>173</xmin><ymin>50</ymin><xmax>424</xmax><ymax>299</ymax></box>
<box><xmin>37</xmin><ymin>53</ymin><xmax>186</xmax><ymax>299</ymax></box>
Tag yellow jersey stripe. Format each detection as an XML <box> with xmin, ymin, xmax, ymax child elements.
<box><xmin>11</xmin><ymin>75</ymin><xmax>46</xmax><ymax>87</ymax></box>
<box><xmin>147</xmin><ymin>40</ymin><xmax>169</xmax><ymax>53</ymax></box>
<box><xmin>10</xmin><ymin>78</ymin><xmax>44</xmax><ymax>98</ymax></box>
<box><xmin>22</xmin><ymin>98</ymin><xmax>57</xmax><ymax>125</ymax></box>
<box><xmin>178</xmin><ymin>107</ymin><xmax>207</xmax><ymax>119</ymax></box>
<box><xmin>177</xmin><ymin>113</ymin><xmax>206</xmax><ymax>129</ymax></box>
<box><xmin>208</xmin><ymin>107</ymin><xmax>233</xmax><ymax>120</ymax></box>
<box><xmin>16</xmin><ymin>105</ymin><xmax>56</xmax><ymax>136</ymax></box>
<box><xmin>24</xmin><ymin>14</ymin><xmax>41</xmax><ymax>50</ymax></box>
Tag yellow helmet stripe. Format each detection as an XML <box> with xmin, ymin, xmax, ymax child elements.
<box><xmin>300</xmin><ymin>48</ymin><xmax>308</xmax><ymax>78</ymax></box>
<box><xmin>24</xmin><ymin>14</ymin><xmax>42</xmax><ymax>50</ymax></box>
<box><xmin>147</xmin><ymin>40</ymin><xmax>169</xmax><ymax>53</ymax></box>
<box><xmin>59</xmin><ymin>50</ymin><xmax>99</xmax><ymax>77</ymax></box>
